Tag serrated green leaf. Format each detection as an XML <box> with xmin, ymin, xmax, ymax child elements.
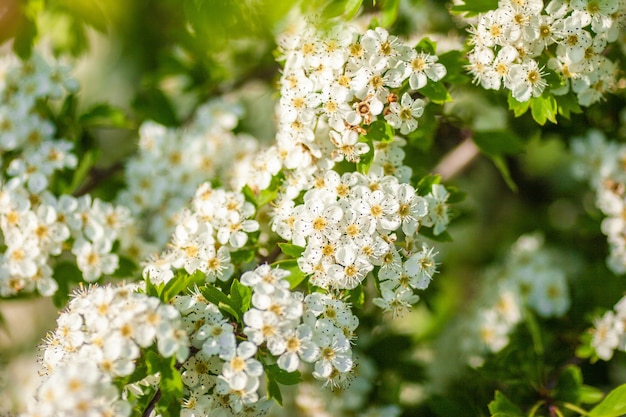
<box><xmin>488</xmin><ymin>391</ymin><xmax>524</xmax><ymax>417</ymax></box>
<box><xmin>589</xmin><ymin>384</ymin><xmax>626</xmax><ymax>417</ymax></box>
<box><xmin>278</xmin><ymin>243</ymin><xmax>305</xmax><ymax>258</ymax></box>
<box><xmin>450</xmin><ymin>0</ymin><xmax>499</xmax><ymax>16</ymax></box>
<box><xmin>161</xmin><ymin>273</ymin><xmax>189</xmax><ymax>302</ymax></box>
<box><xmin>144</xmin><ymin>275</ymin><xmax>161</xmax><ymax>298</ymax></box>
<box><xmin>419</xmin><ymin>81</ymin><xmax>452</xmax><ymax>104</ymax></box>
<box><xmin>508</xmin><ymin>94</ymin><xmax>531</xmax><ymax>117</ymax></box>
<box><xmin>160</xmin><ymin>356</ymin><xmax>183</xmax><ymax>400</ymax></box>
<box><xmin>473</xmin><ymin>130</ymin><xmax>525</xmax><ymax>157</ymax></box>
<box><xmin>79</xmin><ymin>103</ymin><xmax>132</xmax><ymax>129</ymax></box>
<box><xmin>530</xmin><ymin>94</ymin><xmax>558</xmax><ymax>125</ymax></box>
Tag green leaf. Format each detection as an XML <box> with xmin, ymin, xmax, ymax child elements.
<box><xmin>366</xmin><ymin>120</ymin><xmax>395</xmax><ymax>142</ymax></box>
<box><xmin>322</xmin><ymin>0</ymin><xmax>349</xmax><ymax>18</ymax></box>
<box><xmin>272</xmin><ymin>259</ymin><xmax>307</xmax><ymax>289</ymax></box>
<box><xmin>357</xmin><ymin>134</ymin><xmax>375</xmax><ymax>174</ymax></box>
<box><xmin>437</xmin><ymin>50</ymin><xmax>470</xmax><ymax>84</ymax></box>
<box><xmin>230</xmin><ymin>279</ymin><xmax>252</xmax><ymax>315</ymax></box>
<box><xmin>278</xmin><ymin>243</ymin><xmax>305</xmax><ymax>258</ymax></box>
<box><xmin>230</xmin><ymin>249</ymin><xmax>255</xmax><ymax>265</ymax></box>
<box><xmin>200</xmin><ymin>285</ymin><xmax>240</xmax><ymax>321</ymax></box>
<box><xmin>579</xmin><ymin>385</ymin><xmax>605</xmax><ymax>405</ymax></box>
<box><xmin>555</xmin><ymin>92</ymin><xmax>582</xmax><ymax>119</ymax></box>
<box><xmin>160</xmin><ymin>356</ymin><xmax>184</xmax><ymax>400</ymax></box>
<box><xmin>508</xmin><ymin>94</ymin><xmax>531</xmax><ymax>117</ymax></box>
<box><xmin>419</xmin><ymin>81</ymin><xmax>452</xmax><ymax>104</ymax></box>
<box><xmin>242</xmin><ymin>184</ymin><xmax>258</xmax><ymax>207</ymax></box>
<box><xmin>530</xmin><ymin>94</ymin><xmax>558</xmax><ymax>125</ymax></box>
<box><xmin>144</xmin><ymin>275</ymin><xmax>161</xmax><ymax>298</ymax></box>
<box><xmin>488</xmin><ymin>391</ymin><xmax>524</xmax><ymax>417</ymax></box>
<box><xmin>380</xmin><ymin>0</ymin><xmax>400</xmax><ymax>27</ymax></box>
<box><xmin>344</xmin><ymin>0</ymin><xmax>363</xmax><ymax>19</ymax></box>
<box><xmin>267</xmin><ymin>377</ymin><xmax>283</xmax><ymax>406</ymax></box>
<box><xmin>589</xmin><ymin>384</ymin><xmax>626</xmax><ymax>417</ymax></box>
<box><xmin>554</xmin><ymin>365</ymin><xmax>583</xmax><ymax>404</ymax></box>
<box><xmin>415</xmin><ymin>38</ymin><xmax>437</xmax><ymax>55</ymax></box>
<box><xmin>266</xmin><ymin>364</ymin><xmax>302</xmax><ymax>385</ymax></box>
<box><xmin>473</xmin><ymin>131</ymin><xmax>525</xmax><ymax>157</ymax></box>
<box><xmin>416</xmin><ymin>174</ymin><xmax>441</xmax><ymax>195</ymax></box>
<box><xmin>419</xmin><ymin>227</ymin><xmax>453</xmax><ymax>242</ymax></box>
<box><xmin>450</xmin><ymin>0</ymin><xmax>499</xmax><ymax>16</ymax></box>
<box><xmin>67</xmin><ymin>149</ymin><xmax>99</xmax><ymax>194</ymax></box>
<box><xmin>490</xmin><ymin>154</ymin><xmax>518</xmax><ymax>192</ymax></box>
<box><xmin>161</xmin><ymin>272</ymin><xmax>190</xmax><ymax>302</ymax></box>
<box><xmin>132</xmin><ymin>88</ymin><xmax>178</xmax><ymax>127</ymax></box>
<box><xmin>79</xmin><ymin>103</ymin><xmax>132</xmax><ymax>129</ymax></box>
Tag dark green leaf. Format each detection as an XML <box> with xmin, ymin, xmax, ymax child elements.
<box><xmin>556</xmin><ymin>92</ymin><xmax>582</xmax><ymax>119</ymax></box>
<box><xmin>488</xmin><ymin>391</ymin><xmax>524</xmax><ymax>417</ymax></box>
<box><xmin>79</xmin><ymin>103</ymin><xmax>132</xmax><ymax>129</ymax></box>
<box><xmin>200</xmin><ymin>285</ymin><xmax>240</xmax><ymax>321</ymax></box>
<box><xmin>473</xmin><ymin>131</ymin><xmax>525</xmax><ymax>157</ymax></box>
<box><xmin>490</xmin><ymin>154</ymin><xmax>518</xmax><ymax>192</ymax></box>
<box><xmin>554</xmin><ymin>365</ymin><xmax>582</xmax><ymax>404</ymax></box>
<box><xmin>144</xmin><ymin>275</ymin><xmax>161</xmax><ymax>298</ymax></box>
<box><xmin>589</xmin><ymin>384</ymin><xmax>626</xmax><ymax>417</ymax></box>
<box><xmin>230</xmin><ymin>249</ymin><xmax>255</xmax><ymax>265</ymax></box>
<box><xmin>278</xmin><ymin>243</ymin><xmax>305</xmax><ymax>258</ymax></box>
<box><xmin>230</xmin><ymin>279</ymin><xmax>252</xmax><ymax>315</ymax></box>
<box><xmin>266</xmin><ymin>364</ymin><xmax>302</xmax><ymax>385</ymax></box>
<box><xmin>438</xmin><ymin>50</ymin><xmax>469</xmax><ymax>84</ymax></box>
<box><xmin>579</xmin><ymin>385</ymin><xmax>605</xmax><ymax>405</ymax></box>
<box><xmin>416</xmin><ymin>174</ymin><xmax>441</xmax><ymax>195</ymax></box>
<box><xmin>112</xmin><ymin>256</ymin><xmax>138</xmax><ymax>278</ymax></box>
<box><xmin>242</xmin><ymin>184</ymin><xmax>258</xmax><ymax>207</ymax></box>
<box><xmin>132</xmin><ymin>88</ymin><xmax>178</xmax><ymax>127</ymax></box>
<box><xmin>267</xmin><ymin>378</ymin><xmax>283</xmax><ymax>406</ymax></box>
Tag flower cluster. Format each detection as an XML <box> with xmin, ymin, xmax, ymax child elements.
<box><xmin>26</xmin><ymin>283</ymin><xmax>189</xmax><ymax>417</ymax></box>
<box><xmin>0</xmin><ymin>53</ymin><xmax>78</xmax><ymax>192</ymax></box>
<box><xmin>457</xmin><ymin>233</ymin><xmax>571</xmax><ymax>366</ymax></box>
<box><xmin>272</xmin><ymin>171</ymin><xmax>449</xmax><ymax>317</ymax></box>
<box><xmin>0</xmin><ymin>182</ymin><xmax>141</xmax><ymax>296</ymax></box>
<box><xmin>571</xmin><ymin>129</ymin><xmax>626</xmax><ymax>273</ymax></box>
<box><xmin>268</xmin><ymin>21</ymin><xmax>445</xmax><ymax>188</ymax></box>
<box><xmin>118</xmin><ymin>99</ymin><xmax>261</xmax><ymax>245</ymax></box>
<box><xmin>590</xmin><ymin>295</ymin><xmax>626</xmax><ymax>360</ymax></box>
<box><xmin>142</xmin><ymin>182</ymin><xmax>259</xmax><ymax>286</ymax></box>
<box><xmin>466</xmin><ymin>0</ymin><xmax>624</xmax><ymax>104</ymax></box>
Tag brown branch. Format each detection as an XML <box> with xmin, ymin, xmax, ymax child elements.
<box><xmin>432</xmin><ymin>133</ymin><xmax>479</xmax><ymax>181</ymax></box>
<box><xmin>74</xmin><ymin>161</ymin><xmax>125</xmax><ymax>197</ymax></box>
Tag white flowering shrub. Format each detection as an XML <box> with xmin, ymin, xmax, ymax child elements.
<box><xmin>0</xmin><ymin>0</ymin><xmax>626</xmax><ymax>416</ymax></box>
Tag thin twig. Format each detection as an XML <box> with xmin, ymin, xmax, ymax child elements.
<box><xmin>74</xmin><ymin>161</ymin><xmax>125</xmax><ymax>197</ymax></box>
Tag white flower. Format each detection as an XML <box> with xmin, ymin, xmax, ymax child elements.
<box><xmin>385</xmin><ymin>93</ymin><xmax>424</xmax><ymax>135</ymax></box>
